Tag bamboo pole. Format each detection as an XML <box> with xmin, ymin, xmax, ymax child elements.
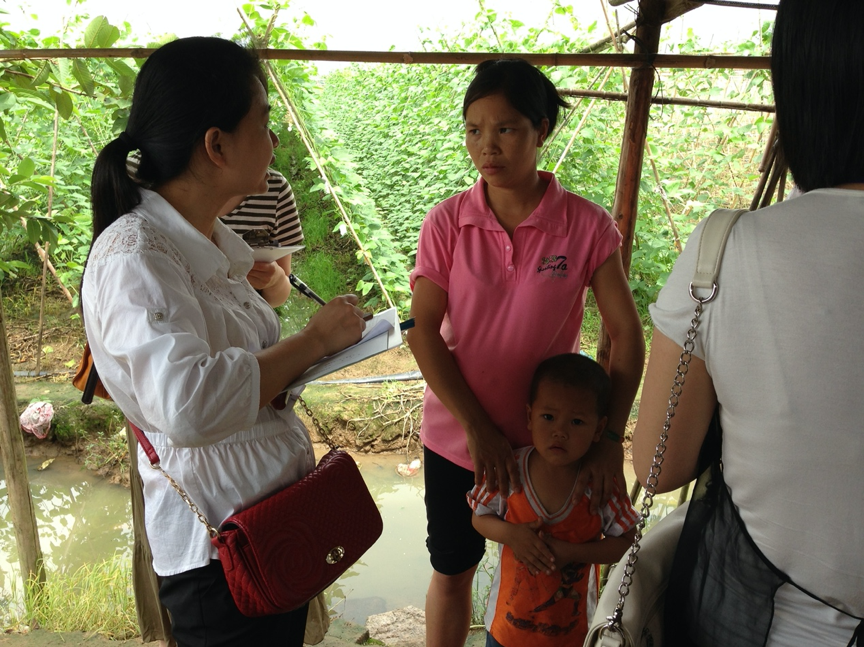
<box><xmin>0</xmin><ymin>286</ymin><xmax>46</xmax><ymax>608</ymax></box>
<box><xmin>596</xmin><ymin>0</ymin><xmax>666</xmax><ymax>372</ymax></box>
<box><xmin>236</xmin><ymin>8</ymin><xmax>395</xmax><ymax>309</ymax></box>
<box><xmin>34</xmin><ymin>109</ymin><xmax>60</xmax><ymax>378</ymax></box>
<box><xmin>0</xmin><ymin>48</ymin><xmax>771</xmax><ymax>70</ymax></box>
<box><xmin>559</xmin><ymin>88</ymin><xmax>774</xmax><ymax>113</ymax></box>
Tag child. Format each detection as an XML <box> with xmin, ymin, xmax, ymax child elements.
<box><xmin>467</xmin><ymin>353</ymin><xmax>639</xmax><ymax>647</ymax></box>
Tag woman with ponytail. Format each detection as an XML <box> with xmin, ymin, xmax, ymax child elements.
<box><xmin>83</xmin><ymin>37</ymin><xmax>366</xmax><ymax>646</ymax></box>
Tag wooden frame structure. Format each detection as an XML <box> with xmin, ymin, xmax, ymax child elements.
<box><xmin>0</xmin><ymin>0</ymin><xmax>777</xmax><ymax>606</ymax></box>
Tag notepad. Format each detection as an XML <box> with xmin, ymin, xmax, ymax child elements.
<box><xmin>251</xmin><ymin>245</ymin><xmax>304</xmax><ymax>262</ymax></box>
<box><xmin>286</xmin><ymin>306</ymin><xmax>402</xmax><ymax>389</ymax></box>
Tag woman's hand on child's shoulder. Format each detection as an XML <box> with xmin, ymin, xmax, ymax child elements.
<box><xmin>573</xmin><ymin>439</ymin><xmax>625</xmax><ymax>514</ymax></box>
<box><xmin>506</xmin><ymin>519</ymin><xmax>556</xmax><ymax>576</ymax></box>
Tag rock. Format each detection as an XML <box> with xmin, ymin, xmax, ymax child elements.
<box><xmin>366</xmin><ymin>605</ymin><xmax>426</xmax><ymax>647</ymax></box>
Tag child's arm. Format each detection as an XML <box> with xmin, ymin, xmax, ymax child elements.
<box><xmin>472</xmin><ymin>513</ymin><xmax>556</xmax><ymax>576</ymax></box>
<box><xmin>540</xmin><ymin>526</ymin><xmax>636</xmax><ymax>566</ymax></box>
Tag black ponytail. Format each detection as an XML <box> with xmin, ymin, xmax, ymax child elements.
<box><xmin>90</xmin><ymin>135</ymin><xmax>142</xmax><ymax>242</ymax></box>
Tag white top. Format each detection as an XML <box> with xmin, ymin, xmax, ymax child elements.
<box><xmin>651</xmin><ymin>189</ymin><xmax>864</xmax><ymax>640</ymax></box>
<box><xmin>82</xmin><ymin>189</ymin><xmax>314</xmax><ymax>576</ymax></box>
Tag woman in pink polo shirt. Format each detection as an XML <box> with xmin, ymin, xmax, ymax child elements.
<box><xmin>407</xmin><ymin>58</ymin><xmax>645</xmax><ymax>647</ymax></box>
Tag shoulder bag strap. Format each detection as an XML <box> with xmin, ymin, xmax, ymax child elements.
<box><xmin>597</xmin><ymin>208</ymin><xmax>746</xmax><ymax>643</ymax></box>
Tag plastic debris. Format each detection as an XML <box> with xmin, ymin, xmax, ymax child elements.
<box><xmin>396</xmin><ymin>458</ymin><xmax>422</xmax><ymax>477</ymax></box>
<box><xmin>37</xmin><ymin>458</ymin><xmax>55</xmax><ymax>471</ymax></box>
<box><xmin>19</xmin><ymin>401</ymin><xmax>54</xmax><ymax>439</ymax></box>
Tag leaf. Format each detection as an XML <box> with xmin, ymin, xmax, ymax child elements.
<box><xmin>84</xmin><ymin>16</ymin><xmax>121</xmax><ymax>48</ymax></box>
<box><xmin>105</xmin><ymin>59</ymin><xmax>137</xmax><ymax>78</ymax></box>
<box><xmin>0</xmin><ymin>92</ymin><xmax>16</xmax><ymax>111</ymax></box>
<box><xmin>26</xmin><ymin>218</ymin><xmax>41</xmax><ymax>243</ymax></box>
<box><xmin>53</xmin><ymin>90</ymin><xmax>74</xmax><ymax>119</ymax></box>
<box><xmin>28</xmin><ymin>61</ymin><xmax>52</xmax><ymax>88</ymax></box>
<box><xmin>17</xmin><ymin>157</ymin><xmax>36</xmax><ymax>178</ymax></box>
<box><xmin>72</xmin><ymin>59</ymin><xmax>95</xmax><ymax>96</ymax></box>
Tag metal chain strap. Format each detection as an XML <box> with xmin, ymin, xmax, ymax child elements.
<box><xmin>296</xmin><ymin>395</ymin><xmax>340</xmax><ymax>451</ymax></box>
<box><xmin>600</xmin><ymin>291</ymin><xmax>713</xmax><ymax>638</ymax></box>
<box><xmin>148</xmin><ymin>395</ymin><xmax>337</xmax><ymax>540</ymax></box>
<box><xmin>151</xmin><ymin>462</ymin><xmax>220</xmax><ymax>538</ymax></box>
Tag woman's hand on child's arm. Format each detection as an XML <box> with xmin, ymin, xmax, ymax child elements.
<box><xmin>407</xmin><ymin>277</ymin><xmax>519</xmax><ymax>493</ymax></box>
<box><xmin>540</xmin><ymin>527</ymin><xmax>636</xmax><ymax>566</ymax></box>
<box><xmin>473</xmin><ymin>515</ymin><xmax>555</xmax><ymax>576</ymax></box>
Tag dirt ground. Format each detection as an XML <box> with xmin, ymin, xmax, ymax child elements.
<box><xmin>0</xmin><ymin>631</ymin><xmax>159</xmax><ymax>645</ymax></box>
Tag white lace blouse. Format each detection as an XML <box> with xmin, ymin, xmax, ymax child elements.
<box><xmin>82</xmin><ymin>189</ymin><xmax>314</xmax><ymax>576</ymax></box>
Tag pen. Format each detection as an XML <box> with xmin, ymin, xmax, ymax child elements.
<box><xmin>289</xmin><ymin>273</ymin><xmax>374</xmax><ymax>321</ymax></box>
<box><xmin>288</xmin><ymin>273</ymin><xmax>326</xmax><ymax>306</ymax></box>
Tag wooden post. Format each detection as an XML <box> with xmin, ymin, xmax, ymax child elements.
<box><xmin>0</xmin><ymin>286</ymin><xmax>46</xmax><ymax>607</ymax></box>
<box><xmin>596</xmin><ymin>0</ymin><xmax>666</xmax><ymax>369</ymax></box>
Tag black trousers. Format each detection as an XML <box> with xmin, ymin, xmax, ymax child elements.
<box><xmin>159</xmin><ymin>560</ymin><xmax>308</xmax><ymax>647</ymax></box>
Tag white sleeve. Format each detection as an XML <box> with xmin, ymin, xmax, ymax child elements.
<box><xmin>84</xmin><ymin>250</ymin><xmax>260</xmax><ymax>447</ymax></box>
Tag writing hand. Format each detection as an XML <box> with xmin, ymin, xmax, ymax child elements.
<box><xmin>304</xmin><ymin>294</ymin><xmax>366</xmax><ymax>357</ymax></box>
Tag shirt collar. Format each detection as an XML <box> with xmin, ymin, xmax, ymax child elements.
<box><xmin>457</xmin><ymin>171</ymin><xmax>568</xmax><ymax>237</ymax></box>
<box><xmin>136</xmin><ymin>189</ymin><xmax>254</xmax><ymax>282</ymax></box>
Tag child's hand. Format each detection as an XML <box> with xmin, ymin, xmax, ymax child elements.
<box><xmin>507</xmin><ymin>519</ymin><xmax>556</xmax><ymax>576</ymax></box>
<box><xmin>539</xmin><ymin>531</ymin><xmax>578</xmax><ymax>567</ymax></box>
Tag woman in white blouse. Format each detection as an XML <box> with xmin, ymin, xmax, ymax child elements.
<box><xmin>82</xmin><ymin>37</ymin><xmax>366</xmax><ymax>646</ymax></box>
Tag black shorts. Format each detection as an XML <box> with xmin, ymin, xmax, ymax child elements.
<box><xmin>424</xmin><ymin>446</ymin><xmax>487</xmax><ymax>575</ymax></box>
<box><xmin>159</xmin><ymin>560</ymin><xmax>308</xmax><ymax>647</ymax></box>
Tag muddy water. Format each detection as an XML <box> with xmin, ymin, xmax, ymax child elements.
<box><xmin>0</xmin><ymin>454</ymin><xmax>432</xmax><ymax>625</ymax></box>
<box><xmin>0</xmin><ymin>455</ymin><xmax>683</xmax><ymax>626</ymax></box>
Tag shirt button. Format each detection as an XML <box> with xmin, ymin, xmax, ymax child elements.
<box><xmin>153</xmin><ymin>311</ymin><xmax>164</xmax><ymax>321</ymax></box>
<box><xmin>243</xmin><ymin>302</ymin><xmax>251</xmax><ymax>309</ymax></box>
<box><xmin>507</xmin><ymin>265</ymin><xmax>515</xmax><ymax>272</ymax></box>
<box><xmin>505</xmin><ymin>245</ymin><xmax>511</xmax><ymax>251</ymax></box>
<box><xmin>262</xmin><ymin>341</ymin><xmax>269</xmax><ymax>349</ymax></box>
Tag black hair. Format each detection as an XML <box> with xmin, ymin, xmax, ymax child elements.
<box><xmin>529</xmin><ymin>353</ymin><xmax>611</xmax><ymax>416</ymax></box>
<box><xmin>772</xmin><ymin>0</ymin><xmax>864</xmax><ymax>192</ymax></box>
<box><xmin>462</xmin><ymin>58</ymin><xmax>569</xmax><ymax>134</ymax></box>
<box><xmin>89</xmin><ymin>37</ymin><xmax>266</xmax><ymax>244</ymax></box>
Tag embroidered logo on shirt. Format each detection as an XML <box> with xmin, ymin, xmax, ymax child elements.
<box><xmin>537</xmin><ymin>255</ymin><xmax>569</xmax><ymax>279</ymax></box>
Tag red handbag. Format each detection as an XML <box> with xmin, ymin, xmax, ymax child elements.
<box><xmin>129</xmin><ymin>401</ymin><xmax>383</xmax><ymax>617</ymax></box>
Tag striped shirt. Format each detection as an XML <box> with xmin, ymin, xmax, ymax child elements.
<box><xmin>221</xmin><ymin>170</ymin><xmax>304</xmax><ymax>248</ymax></box>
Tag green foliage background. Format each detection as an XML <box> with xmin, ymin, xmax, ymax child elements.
<box><xmin>0</xmin><ymin>0</ymin><xmax>774</xmax><ymax>320</ymax></box>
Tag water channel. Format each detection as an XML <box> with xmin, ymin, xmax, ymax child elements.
<box><xmin>0</xmin><ymin>453</ymin><xmax>681</xmax><ymax>626</ymax></box>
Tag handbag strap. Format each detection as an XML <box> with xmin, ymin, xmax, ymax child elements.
<box><xmin>599</xmin><ymin>208</ymin><xmax>746</xmax><ymax>640</ymax></box>
<box><xmin>129</xmin><ymin>394</ymin><xmax>340</xmax><ymax>540</ymax></box>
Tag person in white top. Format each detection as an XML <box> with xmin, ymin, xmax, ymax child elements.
<box><xmin>82</xmin><ymin>37</ymin><xmax>366</xmax><ymax>646</ymax></box>
<box><xmin>633</xmin><ymin>0</ymin><xmax>864</xmax><ymax>644</ymax></box>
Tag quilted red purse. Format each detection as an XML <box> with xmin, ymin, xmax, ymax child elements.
<box><xmin>129</xmin><ymin>397</ymin><xmax>383</xmax><ymax>617</ymax></box>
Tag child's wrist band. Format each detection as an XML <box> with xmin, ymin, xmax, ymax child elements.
<box><xmin>603</xmin><ymin>429</ymin><xmax>624</xmax><ymax>443</ymax></box>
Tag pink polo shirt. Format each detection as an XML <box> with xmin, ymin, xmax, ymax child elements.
<box><xmin>411</xmin><ymin>172</ymin><xmax>621</xmax><ymax>470</ymax></box>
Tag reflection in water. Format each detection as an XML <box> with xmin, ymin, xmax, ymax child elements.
<box><xmin>0</xmin><ymin>454</ymin><xmax>683</xmax><ymax>627</ymax></box>
<box><xmin>0</xmin><ymin>457</ymin><xmax>133</xmax><ymax>596</ymax></box>
<box><xmin>0</xmin><ymin>454</ymin><xmax>433</xmax><ymax>625</ymax></box>
<box><xmin>325</xmin><ymin>454</ymin><xmax>430</xmax><ymax>624</ymax></box>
